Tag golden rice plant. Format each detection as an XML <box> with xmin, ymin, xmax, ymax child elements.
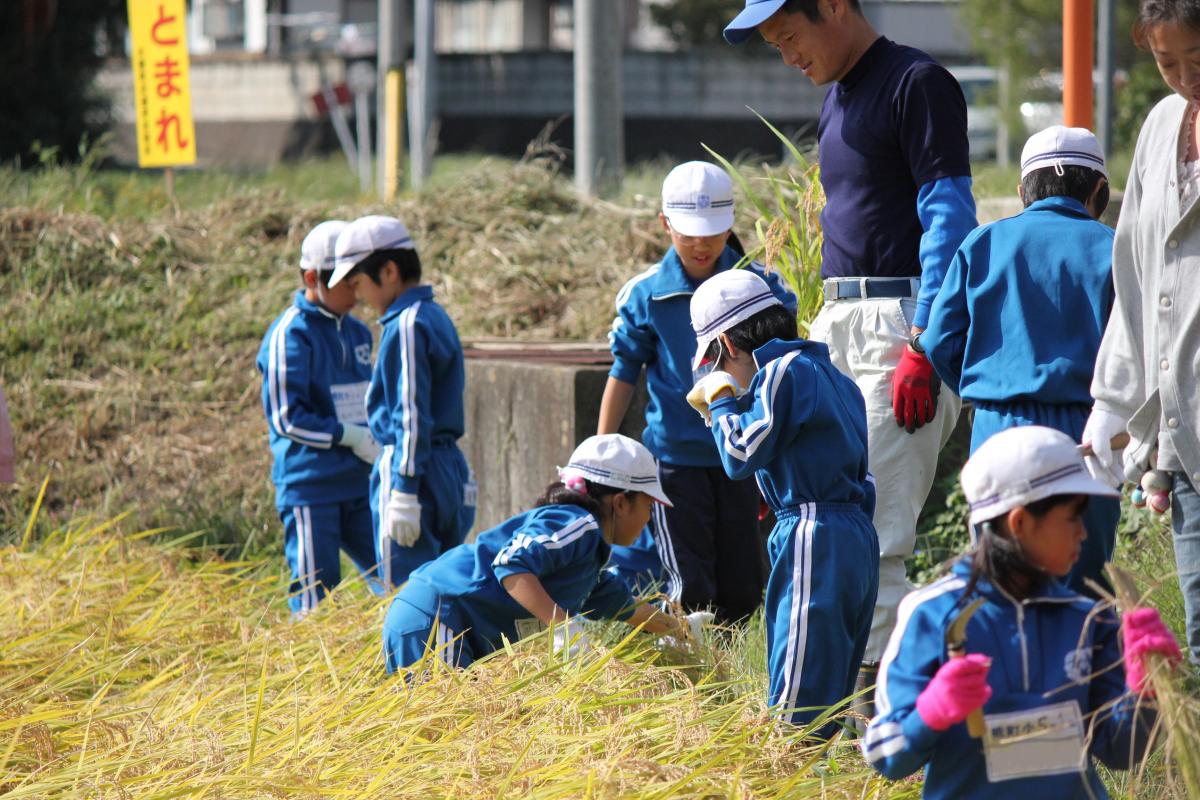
<box><xmin>1</xmin><ymin>495</ymin><xmax>910</xmax><ymax>799</ymax></box>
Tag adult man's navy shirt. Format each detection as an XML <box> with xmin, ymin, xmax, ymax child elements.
<box><xmin>817</xmin><ymin>37</ymin><xmax>971</xmax><ymax>280</ymax></box>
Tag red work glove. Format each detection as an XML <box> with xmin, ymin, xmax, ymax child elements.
<box><xmin>892</xmin><ymin>347</ymin><xmax>941</xmax><ymax>434</ymax></box>
<box><xmin>916</xmin><ymin>654</ymin><xmax>993</xmax><ymax>731</ymax></box>
<box><xmin>1123</xmin><ymin>607</ymin><xmax>1183</xmax><ymax>694</ymax></box>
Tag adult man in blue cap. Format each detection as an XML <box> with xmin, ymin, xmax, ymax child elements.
<box><xmin>724</xmin><ymin>0</ymin><xmax>978</xmax><ymax>714</ymax></box>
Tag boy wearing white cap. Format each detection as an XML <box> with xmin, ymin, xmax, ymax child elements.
<box><xmin>865</xmin><ymin>426</ymin><xmax>1176</xmax><ymax>799</ymax></box>
<box><xmin>330</xmin><ymin>215</ymin><xmax>476</xmax><ymax>591</ymax></box>
<box><xmin>382</xmin><ymin>434</ymin><xmax>685</xmax><ymax>672</ymax></box>
<box><xmin>920</xmin><ymin>125</ymin><xmax>1118</xmax><ymax>596</ymax></box>
<box><xmin>255</xmin><ymin>220</ymin><xmax>384</xmax><ymax>616</ymax></box>
<box><xmin>599</xmin><ymin>161</ymin><xmax>796</xmax><ymax>624</ymax></box>
<box><xmin>686</xmin><ymin>269</ymin><xmax>877</xmax><ymax>737</ymax></box>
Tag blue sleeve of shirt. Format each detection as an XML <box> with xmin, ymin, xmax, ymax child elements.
<box><xmin>709</xmin><ymin>356</ymin><xmax>815</xmax><ymax>480</ymax></box>
<box><xmin>380</xmin><ymin>309</ymin><xmax>432</xmax><ymax>494</ymax></box>
<box><xmin>608</xmin><ymin>278</ymin><xmax>656</xmax><ymax>386</ymax></box>
<box><xmin>750</xmin><ymin>263</ymin><xmax>799</xmax><ymax>316</ymax></box>
<box><xmin>862</xmin><ymin>600</ymin><xmax>946</xmax><ymax>780</ymax></box>
<box><xmin>914</xmin><ymin>176</ymin><xmax>978</xmax><ymax>330</ymax></box>
<box><xmin>921</xmin><ymin>241</ymin><xmax>972</xmax><ymax>393</ymax></box>
<box><xmin>581</xmin><ymin>569</ymin><xmax>637</xmax><ymax>621</ymax></box>
<box><xmin>259</xmin><ymin>322</ymin><xmax>341</xmax><ymax>448</ymax></box>
<box><xmin>490</xmin><ymin>512</ymin><xmax>602</xmax><ymax>583</ymax></box>
<box><xmin>862</xmin><ymin>472</ymin><xmax>877</xmax><ymax>519</ymax></box>
<box><xmin>1085</xmin><ymin>611</ymin><xmax>1158</xmax><ymax>769</ymax></box>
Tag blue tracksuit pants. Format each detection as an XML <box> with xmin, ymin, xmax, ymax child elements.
<box><xmin>382</xmin><ymin>597</ymin><xmax>476</xmax><ymax>673</ymax></box>
<box><xmin>280</xmin><ymin>496</ymin><xmax>382</xmax><ymax>615</ymax></box>
<box><xmin>371</xmin><ymin>442</ymin><xmax>476</xmax><ymax>590</ymax></box>
<box><xmin>971</xmin><ymin>400</ymin><xmax>1121</xmax><ymax>597</ymax></box>
<box><xmin>766</xmin><ymin>503</ymin><xmax>878</xmax><ymax>738</ymax></box>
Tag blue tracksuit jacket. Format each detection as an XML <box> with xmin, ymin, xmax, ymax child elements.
<box><xmin>922</xmin><ymin>195</ymin><xmax>1114</xmax><ymax>447</ymax></box>
<box><xmin>256</xmin><ymin>290</ymin><xmax>374</xmax><ymax>507</ymax></box>
<box><xmin>608</xmin><ymin>247</ymin><xmax>797</xmax><ymax>466</ymax></box>
<box><xmin>864</xmin><ymin>559</ymin><xmax>1156</xmax><ymax>799</ymax></box>
<box><xmin>708</xmin><ymin>338</ymin><xmax>878</xmax><ymax>734</ymax></box>
<box><xmin>382</xmin><ymin>505</ymin><xmax>636</xmax><ymax>671</ymax></box>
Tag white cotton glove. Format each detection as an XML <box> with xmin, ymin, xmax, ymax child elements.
<box><xmin>686</xmin><ymin>371</ymin><xmax>743</xmax><ymax>426</ymax></box>
<box><xmin>339</xmin><ymin>424</ymin><xmax>381</xmax><ymax>464</ymax></box>
<box><xmin>1081</xmin><ymin>408</ymin><xmax>1127</xmax><ymax>487</ymax></box>
<box><xmin>685</xmin><ymin>611</ymin><xmax>715</xmax><ymax>644</ymax></box>
<box><xmin>551</xmin><ymin>617</ymin><xmax>590</xmax><ymax>658</ymax></box>
<box><xmin>384</xmin><ymin>490</ymin><xmax>422</xmax><ymax>547</ymax></box>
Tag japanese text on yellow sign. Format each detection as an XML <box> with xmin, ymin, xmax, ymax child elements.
<box><xmin>128</xmin><ymin>0</ymin><xmax>196</xmax><ymax>167</ymax></box>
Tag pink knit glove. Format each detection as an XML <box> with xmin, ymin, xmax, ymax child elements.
<box><xmin>1123</xmin><ymin>607</ymin><xmax>1182</xmax><ymax>694</ymax></box>
<box><xmin>916</xmin><ymin>654</ymin><xmax>993</xmax><ymax>731</ymax></box>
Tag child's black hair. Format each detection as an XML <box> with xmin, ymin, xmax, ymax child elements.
<box><xmin>1020</xmin><ymin>165</ymin><xmax>1108</xmax><ymax>213</ymax></box>
<box><xmin>701</xmin><ymin>303</ymin><xmax>798</xmax><ymax>364</ymax></box>
<box><xmin>345</xmin><ymin>248</ymin><xmax>422</xmax><ymax>286</ymax></box>
<box><xmin>299</xmin><ymin>268</ymin><xmax>337</xmax><ymax>288</ymax></box>
<box><xmin>964</xmin><ymin>493</ymin><xmax>1089</xmax><ymax>602</ymax></box>
<box><xmin>726</xmin><ymin>230</ymin><xmax>746</xmax><ymax>257</ymax></box>
<box><xmin>536</xmin><ymin>480</ymin><xmax>631</xmax><ymax>521</ymax></box>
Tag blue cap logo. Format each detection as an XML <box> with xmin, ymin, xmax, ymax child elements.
<box><xmin>696</xmin><ymin>194</ymin><xmax>711</xmax><ymax>209</ymax></box>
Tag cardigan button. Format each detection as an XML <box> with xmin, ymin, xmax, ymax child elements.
<box><xmin>1168</xmin><ymin>418</ymin><xmax>1180</xmax><ymax>429</ymax></box>
<box><xmin>1161</xmin><ymin>296</ymin><xmax>1172</xmax><ymax>308</ymax></box>
<box><xmin>1168</xmin><ymin>239</ymin><xmax>1179</xmax><ymax>249</ymax></box>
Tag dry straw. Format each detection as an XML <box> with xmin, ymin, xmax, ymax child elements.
<box><xmin>1</xmin><ymin>500</ymin><xmax>902</xmax><ymax>799</ymax></box>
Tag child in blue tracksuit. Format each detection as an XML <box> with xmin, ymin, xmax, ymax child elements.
<box><xmin>599</xmin><ymin>161</ymin><xmax>796</xmax><ymax>623</ymax></box>
<box><xmin>256</xmin><ymin>220</ymin><xmax>384</xmax><ymax>615</ymax></box>
<box><xmin>686</xmin><ymin>269</ymin><xmax>878</xmax><ymax>737</ymax></box>
<box><xmin>382</xmin><ymin>434</ymin><xmax>685</xmax><ymax>672</ymax></box>
<box><xmin>921</xmin><ymin>126</ymin><xmax>1118</xmax><ymax>597</ymax></box>
<box><xmin>864</xmin><ymin>426</ymin><xmax>1176</xmax><ymax>799</ymax></box>
<box><xmin>329</xmin><ymin>215</ymin><xmax>476</xmax><ymax>590</ymax></box>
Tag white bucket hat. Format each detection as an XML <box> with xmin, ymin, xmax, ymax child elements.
<box><xmin>689</xmin><ymin>269</ymin><xmax>782</xmax><ymax>371</ymax></box>
<box><xmin>299</xmin><ymin>220</ymin><xmax>348</xmax><ymax>272</ymax></box>
<box><xmin>329</xmin><ymin>215</ymin><xmax>415</xmax><ymax>287</ymax></box>
<box><xmin>662</xmin><ymin>161</ymin><xmax>736</xmax><ymax>238</ymax></box>
<box><xmin>961</xmin><ymin>425</ymin><xmax>1119</xmax><ymax>526</ymax></box>
<box><xmin>559</xmin><ymin>434</ymin><xmax>672</xmax><ymax>506</ymax></box>
<box><xmin>1020</xmin><ymin>125</ymin><xmax>1107</xmax><ymax>180</ymax></box>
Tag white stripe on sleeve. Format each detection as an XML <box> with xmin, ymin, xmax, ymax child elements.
<box><xmin>718</xmin><ymin>352</ymin><xmax>799</xmax><ymax>463</ymax></box>
<box><xmin>397</xmin><ymin>302</ymin><xmax>423</xmax><ymax>477</ymax></box>
<box><xmin>268</xmin><ymin>307</ymin><xmax>334</xmax><ymax>448</ymax></box>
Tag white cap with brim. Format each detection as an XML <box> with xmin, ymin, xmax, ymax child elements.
<box><xmin>559</xmin><ymin>434</ymin><xmax>673</xmax><ymax>507</ymax></box>
<box><xmin>689</xmin><ymin>269</ymin><xmax>782</xmax><ymax>371</ymax></box>
<box><xmin>723</xmin><ymin>0</ymin><xmax>788</xmax><ymax>44</ymax></box>
<box><xmin>662</xmin><ymin>161</ymin><xmax>736</xmax><ymax>238</ymax></box>
<box><xmin>1020</xmin><ymin>124</ymin><xmax>1107</xmax><ymax>180</ymax></box>
<box><xmin>961</xmin><ymin>425</ymin><xmax>1120</xmax><ymax>526</ymax></box>
<box><xmin>329</xmin><ymin>215</ymin><xmax>415</xmax><ymax>288</ymax></box>
<box><xmin>299</xmin><ymin>220</ymin><xmax>348</xmax><ymax>272</ymax></box>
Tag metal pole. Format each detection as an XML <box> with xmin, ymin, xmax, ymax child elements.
<box><xmin>410</xmin><ymin>0</ymin><xmax>436</xmax><ymax>188</ymax></box>
<box><xmin>1097</xmin><ymin>0</ymin><xmax>1115</xmax><ymax>155</ymax></box>
<box><xmin>573</xmin><ymin>0</ymin><xmax>624</xmax><ymax>198</ymax></box>
<box><xmin>1063</xmin><ymin>0</ymin><xmax>1095</xmax><ymax>129</ymax></box>
<box><xmin>355</xmin><ymin>88</ymin><xmax>372</xmax><ymax>192</ymax></box>
<box><xmin>377</xmin><ymin>0</ymin><xmax>407</xmax><ymax>199</ymax></box>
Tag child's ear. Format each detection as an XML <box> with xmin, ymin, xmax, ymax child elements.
<box><xmin>658</xmin><ymin>213</ymin><xmax>671</xmax><ymax>233</ymax></box>
<box><xmin>1007</xmin><ymin>506</ymin><xmax>1031</xmax><ymax>542</ymax></box>
<box><xmin>718</xmin><ymin>332</ymin><xmax>742</xmax><ymax>360</ymax></box>
<box><xmin>302</xmin><ymin>270</ymin><xmax>318</xmax><ymax>289</ymax></box>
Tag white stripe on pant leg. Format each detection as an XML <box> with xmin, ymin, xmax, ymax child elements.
<box><xmin>302</xmin><ymin>505</ymin><xmax>318</xmax><ymax>610</ymax></box>
<box><xmin>293</xmin><ymin>506</ymin><xmax>309</xmax><ymax>613</ymax></box>
<box><xmin>379</xmin><ymin>445</ymin><xmax>394</xmax><ymax>590</ymax></box>
<box><xmin>779</xmin><ymin>503</ymin><xmax>816</xmax><ymax>715</ymax></box>
<box><xmin>653</xmin><ymin>503</ymin><xmax>683</xmax><ymax>603</ymax></box>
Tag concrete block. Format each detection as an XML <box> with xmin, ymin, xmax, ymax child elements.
<box><xmin>461</xmin><ymin>343</ymin><xmax>646</xmax><ymax>534</ymax></box>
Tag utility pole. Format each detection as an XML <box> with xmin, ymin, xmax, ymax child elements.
<box><xmin>1096</xmin><ymin>0</ymin><xmax>1115</xmax><ymax>155</ymax></box>
<box><xmin>377</xmin><ymin>0</ymin><xmax>407</xmax><ymax>200</ymax></box>
<box><xmin>573</xmin><ymin>0</ymin><xmax>624</xmax><ymax>198</ymax></box>
<box><xmin>1063</xmin><ymin>0</ymin><xmax>1095</xmax><ymax>129</ymax></box>
<box><xmin>410</xmin><ymin>0</ymin><xmax>436</xmax><ymax>189</ymax></box>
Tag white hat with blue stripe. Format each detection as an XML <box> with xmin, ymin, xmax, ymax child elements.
<box><xmin>662</xmin><ymin>161</ymin><xmax>736</xmax><ymax>238</ymax></box>
<box><xmin>560</xmin><ymin>434</ymin><xmax>673</xmax><ymax>506</ymax></box>
<box><xmin>689</xmin><ymin>268</ymin><xmax>782</xmax><ymax>371</ymax></box>
<box><xmin>299</xmin><ymin>220</ymin><xmax>348</xmax><ymax>273</ymax></box>
<box><xmin>961</xmin><ymin>426</ymin><xmax>1119</xmax><ymax>526</ymax></box>
<box><xmin>329</xmin><ymin>215</ymin><xmax>415</xmax><ymax>287</ymax></box>
<box><xmin>1020</xmin><ymin>125</ymin><xmax>1107</xmax><ymax>180</ymax></box>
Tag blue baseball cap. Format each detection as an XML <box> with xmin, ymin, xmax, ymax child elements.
<box><xmin>724</xmin><ymin>0</ymin><xmax>788</xmax><ymax>44</ymax></box>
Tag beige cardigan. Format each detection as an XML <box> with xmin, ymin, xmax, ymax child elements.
<box><xmin>1092</xmin><ymin>93</ymin><xmax>1200</xmax><ymax>485</ymax></box>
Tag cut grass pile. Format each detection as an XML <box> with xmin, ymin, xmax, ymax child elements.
<box><xmin>0</xmin><ymin>507</ymin><xmax>906</xmax><ymax>799</ymax></box>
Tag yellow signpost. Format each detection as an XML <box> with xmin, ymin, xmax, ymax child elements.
<box><xmin>127</xmin><ymin>0</ymin><xmax>196</xmax><ymax>168</ymax></box>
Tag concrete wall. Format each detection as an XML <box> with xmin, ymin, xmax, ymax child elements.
<box><xmin>461</xmin><ymin>352</ymin><xmax>647</xmax><ymax>532</ymax></box>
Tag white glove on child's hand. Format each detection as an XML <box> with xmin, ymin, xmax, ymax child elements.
<box><xmin>686</xmin><ymin>371</ymin><xmax>743</xmax><ymax>426</ymax></box>
<box><xmin>340</xmin><ymin>424</ymin><xmax>382</xmax><ymax>464</ymax></box>
<box><xmin>552</xmin><ymin>617</ymin><xmax>590</xmax><ymax>658</ymax></box>
<box><xmin>685</xmin><ymin>611</ymin><xmax>715</xmax><ymax>644</ymax></box>
<box><xmin>384</xmin><ymin>490</ymin><xmax>421</xmax><ymax>547</ymax></box>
